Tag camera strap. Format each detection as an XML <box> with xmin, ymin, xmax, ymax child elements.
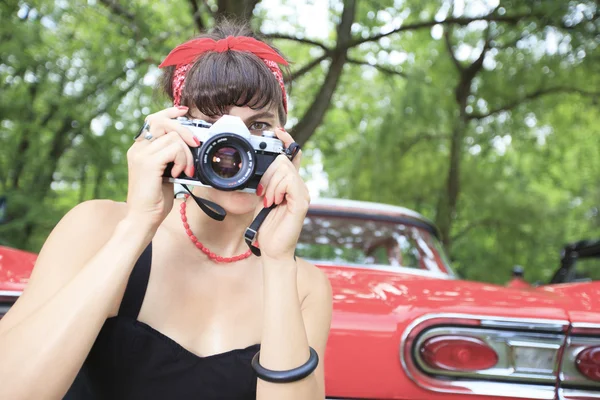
<box><xmin>244</xmin><ymin>141</ymin><xmax>302</xmax><ymax>256</ymax></box>
<box><xmin>181</xmin><ymin>184</ymin><xmax>227</xmax><ymax>221</ymax></box>
<box><xmin>182</xmin><ymin>142</ymin><xmax>301</xmax><ymax>257</ymax></box>
<box><xmin>244</xmin><ymin>204</ymin><xmax>276</xmax><ymax>256</ymax></box>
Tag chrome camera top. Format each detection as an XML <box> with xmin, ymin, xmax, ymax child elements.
<box><xmin>163</xmin><ymin>115</ymin><xmax>284</xmax><ymax>193</ymax></box>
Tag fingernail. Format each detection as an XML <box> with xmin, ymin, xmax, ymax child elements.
<box><xmin>177</xmin><ymin>106</ymin><xmax>189</xmax><ymax>110</ymax></box>
<box><xmin>279</xmin><ymin>127</ymin><xmax>287</xmax><ymax>132</ymax></box>
<box><xmin>193</xmin><ymin>137</ymin><xmax>200</xmax><ymax>146</ymax></box>
<box><xmin>256</xmin><ymin>184</ymin><xmax>264</xmax><ymax>196</ymax></box>
<box><xmin>263</xmin><ymin>197</ymin><xmax>268</xmax><ymax>208</ymax></box>
<box><xmin>187</xmin><ymin>165</ymin><xmax>195</xmax><ymax>177</ymax></box>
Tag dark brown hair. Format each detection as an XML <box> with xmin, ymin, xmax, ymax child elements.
<box><xmin>160</xmin><ymin>20</ymin><xmax>289</xmax><ymax>125</ymax></box>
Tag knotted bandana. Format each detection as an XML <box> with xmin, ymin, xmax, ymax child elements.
<box><xmin>159</xmin><ymin>35</ymin><xmax>288</xmax><ymax>112</ymax></box>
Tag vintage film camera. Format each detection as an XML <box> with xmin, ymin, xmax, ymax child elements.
<box><xmin>164</xmin><ymin>115</ymin><xmax>284</xmax><ymax>193</ymax></box>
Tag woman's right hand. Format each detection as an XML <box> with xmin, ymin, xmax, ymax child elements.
<box><xmin>126</xmin><ymin>105</ymin><xmax>199</xmax><ymax>230</ymax></box>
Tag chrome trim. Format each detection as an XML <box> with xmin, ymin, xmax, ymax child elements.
<box><xmin>310</xmin><ymin>197</ymin><xmax>432</xmax><ymax>224</ymax></box>
<box><xmin>169</xmin><ymin>178</ymin><xmax>256</xmax><ymax>193</ymax></box>
<box><xmin>560</xmin><ymin>336</ymin><xmax>600</xmax><ymax>388</ymax></box>
<box><xmin>400</xmin><ymin>313</ymin><xmax>569</xmax><ymax>399</ymax></box>
<box><xmin>309</xmin><ymin>260</ymin><xmax>452</xmax><ymax>279</ymax></box>
<box><xmin>481</xmin><ymin>319</ymin><xmax>566</xmax><ymax>333</ymax></box>
<box><xmin>571</xmin><ymin>322</ymin><xmax>600</xmax><ymax>336</ymax></box>
<box><xmin>0</xmin><ymin>290</ymin><xmax>22</xmax><ymax>303</ymax></box>
<box><xmin>558</xmin><ymin>388</ymin><xmax>600</xmax><ymax>399</ymax></box>
<box><xmin>414</xmin><ymin>326</ymin><xmax>563</xmax><ymax>383</ymax></box>
<box><xmin>572</xmin><ymin>323</ymin><xmax>600</xmax><ymax>330</ymax></box>
<box><xmin>0</xmin><ymin>290</ymin><xmax>23</xmax><ymax>297</ymax></box>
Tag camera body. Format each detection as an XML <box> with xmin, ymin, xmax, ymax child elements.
<box><xmin>164</xmin><ymin>115</ymin><xmax>284</xmax><ymax>193</ymax></box>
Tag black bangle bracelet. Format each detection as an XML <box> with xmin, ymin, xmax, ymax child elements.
<box><xmin>251</xmin><ymin>347</ymin><xmax>319</xmax><ymax>383</ymax></box>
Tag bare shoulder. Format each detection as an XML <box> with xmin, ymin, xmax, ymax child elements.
<box><xmin>0</xmin><ymin>200</ymin><xmax>129</xmax><ymax>334</ymax></box>
<box><xmin>62</xmin><ymin>199</ymin><xmax>127</xmax><ymax>230</ymax></box>
<box><xmin>63</xmin><ymin>199</ymin><xmax>127</xmax><ymax>225</ymax></box>
<box><xmin>296</xmin><ymin>257</ymin><xmax>333</xmax><ymax>308</ymax></box>
<box><xmin>34</xmin><ymin>200</ymin><xmax>128</xmax><ymax>256</ymax></box>
<box><xmin>30</xmin><ymin>199</ymin><xmax>128</xmax><ymax>281</ymax></box>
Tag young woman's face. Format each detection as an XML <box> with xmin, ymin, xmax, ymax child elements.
<box><xmin>188</xmin><ymin>102</ymin><xmax>282</xmax><ymax>216</ymax></box>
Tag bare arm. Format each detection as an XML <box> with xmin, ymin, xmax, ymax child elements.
<box><xmin>256</xmin><ymin>257</ymin><xmax>333</xmax><ymax>400</ymax></box>
<box><xmin>0</xmin><ymin>201</ymin><xmax>154</xmax><ymax>400</ymax></box>
<box><xmin>0</xmin><ymin>105</ymin><xmax>197</xmax><ymax>400</ymax></box>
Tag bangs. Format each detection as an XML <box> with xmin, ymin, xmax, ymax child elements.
<box><xmin>180</xmin><ymin>51</ymin><xmax>283</xmax><ymax>119</ymax></box>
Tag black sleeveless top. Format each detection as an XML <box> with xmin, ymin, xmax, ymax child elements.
<box><xmin>64</xmin><ymin>243</ymin><xmax>260</xmax><ymax>400</ymax></box>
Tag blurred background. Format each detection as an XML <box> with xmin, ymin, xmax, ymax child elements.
<box><xmin>0</xmin><ymin>0</ymin><xmax>598</xmax><ymax>284</ymax></box>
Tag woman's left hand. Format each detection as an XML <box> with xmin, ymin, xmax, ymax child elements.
<box><xmin>254</xmin><ymin>128</ymin><xmax>309</xmax><ymax>262</ymax></box>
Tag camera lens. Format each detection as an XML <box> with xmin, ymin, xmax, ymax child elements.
<box><xmin>197</xmin><ymin>133</ymin><xmax>256</xmax><ymax>191</ymax></box>
<box><xmin>211</xmin><ymin>147</ymin><xmax>242</xmax><ymax>178</ymax></box>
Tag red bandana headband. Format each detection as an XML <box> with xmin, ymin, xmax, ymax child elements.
<box><xmin>159</xmin><ymin>35</ymin><xmax>288</xmax><ymax>113</ymax></box>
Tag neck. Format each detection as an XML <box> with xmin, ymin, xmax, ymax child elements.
<box><xmin>175</xmin><ymin>192</ymin><xmax>255</xmax><ymax>258</ymax></box>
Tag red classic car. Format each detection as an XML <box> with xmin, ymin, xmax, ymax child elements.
<box><xmin>1</xmin><ymin>198</ymin><xmax>599</xmax><ymax>399</ymax></box>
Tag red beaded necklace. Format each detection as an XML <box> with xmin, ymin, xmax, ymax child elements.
<box><xmin>180</xmin><ymin>195</ymin><xmax>253</xmax><ymax>263</ymax></box>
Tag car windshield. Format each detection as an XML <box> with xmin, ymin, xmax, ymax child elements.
<box><xmin>572</xmin><ymin>258</ymin><xmax>600</xmax><ymax>282</ymax></box>
<box><xmin>296</xmin><ymin>214</ymin><xmax>455</xmax><ymax>277</ymax></box>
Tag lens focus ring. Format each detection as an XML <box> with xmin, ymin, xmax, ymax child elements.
<box><xmin>197</xmin><ymin>133</ymin><xmax>256</xmax><ymax>191</ymax></box>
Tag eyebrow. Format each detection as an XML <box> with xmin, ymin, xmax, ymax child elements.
<box><xmin>244</xmin><ymin>111</ymin><xmax>275</xmax><ymax>123</ymax></box>
<box><xmin>189</xmin><ymin>110</ymin><xmax>276</xmax><ymax>124</ymax></box>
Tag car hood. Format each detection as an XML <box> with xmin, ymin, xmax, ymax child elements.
<box><xmin>322</xmin><ymin>264</ymin><xmax>573</xmax><ymax>321</ymax></box>
<box><xmin>320</xmin><ymin>264</ymin><xmax>598</xmax><ymax>400</ymax></box>
<box><xmin>0</xmin><ymin>246</ymin><xmax>36</xmax><ymax>292</ymax></box>
<box><xmin>537</xmin><ymin>281</ymin><xmax>600</xmax><ymax>325</ymax></box>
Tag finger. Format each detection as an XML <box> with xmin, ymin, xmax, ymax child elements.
<box><xmin>290</xmin><ymin>147</ymin><xmax>302</xmax><ymax>170</ymax></box>
<box><xmin>263</xmin><ymin>166</ymin><xmax>289</xmax><ymax>208</ymax></box>
<box><xmin>272</xmin><ymin>175</ymin><xmax>291</xmax><ymax>206</ymax></box>
<box><xmin>275</xmin><ymin>127</ymin><xmax>302</xmax><ymax>169</ymax></box>
<box><xmin>137</xmin><ymin>106</ymin><xmax>189</xmax><ymax>145</ymax></box>
<box><xmin>168</xmin><ymin>132</ymin><xmax>194</xmax><ymax>177</ymax></box>
<box><xmin>274</xmin><ymin>126</ymin><xmax>295</xmax><ymax>147</ymax></box>
<box><xmin>149</xmin><ymin>132</ymin><xmax>194</xmax><ymax>177</ymax></box>
<box><xmin>147</xmin><ymin>131</ymin><xmax>189</xmax><ymax>153</ymax></box>
<box><xmin>134</xmin><ymin>120</ymin><xmax>153</xmax><ymax>143</ymax></box>
<box><xmin>164</xmin><ymin>119</ymin><xmax>200</xmax><ymax>148</ymax></box>
<box><xmin>154</xmin><ymin>141</ymin><xmax>190</xmax><ymax>178</ymax></box>
<box><xmin>258</xmin><ymin>155</ymin><xmax>288</xmax><ymax>196</ymax></box>
<box><xmin>147</xmin><ymin>117</ymin><xmax>199</xmax><ymax>148</ymax></box>
<box><xmin>147</xmin><ymin>120</ymin><xmax>166</xmax><ymax>142</ymax></box>
<box><xmin>147</xmin><ymin>105</ymin><xmax>189</xmax><ymax>121</ymax></box>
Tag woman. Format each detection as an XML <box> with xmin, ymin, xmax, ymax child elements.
<box><xmin>0</xmin><ymin>20</ymin><xmax>333</xmax><ymax>400</ymax></box>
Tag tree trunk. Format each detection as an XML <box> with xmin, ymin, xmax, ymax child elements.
<box><xmin>78</xmin><ymin>162</ymin><xmax>88</xmax><ymax>203</ymax></box>
<box><xmin>92</xmin><ymin>168</ymin><xmax>104</xmax><ymax>199</ymax></box>
<box><xmin>8</xmin><ymin>68</ymin><xmax>49</xmax><ymax>189</ymax></box>
<box><xmin>292</xmin><ymin>0</ymin><xmax>356</xmax><ymax>146</ymax></box>
<box><xmin>216</xmin><ymin>0</ymin><xmax>261</xmax><ymax>21</ymax></box>
<box><xmin>437</xmin><ymin>119</ymin><xmax>466</xmax><ymax>249</ymax></box>
<box><xmin>436</xmin><ymin>34</ymin><xmax>489</xmax><ymax>250</ymax></box>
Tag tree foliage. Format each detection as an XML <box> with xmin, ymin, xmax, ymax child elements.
<box><xmin>1</xmin><ymin>0</ymin><xmax>598</xmax><ymax>284</ymax></box>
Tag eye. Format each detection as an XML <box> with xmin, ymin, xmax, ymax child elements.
<box><xmin>249</xmin><ymin>121</ymin><xmax>271</xmax><ymax>132</ymax></box>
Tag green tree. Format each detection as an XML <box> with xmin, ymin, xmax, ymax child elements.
<box><xmin>1</xmin><ymin>0</ymin><xmax>598</xmax><ymax>287</ymax></box>
<box><xmin>314</xmin><ymin>0</ymin><xmax>599</xmax><ymax>282</ymax></box>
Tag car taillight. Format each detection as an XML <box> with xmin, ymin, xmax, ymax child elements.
<box><xmin>402</xmin><ymin>314</ymin><xmax>570</xmax><ymax>399</ymax></box>
<box><xmin>420</xmin><ymin>335</ymin><xmax>498</xmax><ymax>372</ymax></box>
<box><xmin>408</xmin><ymin>324</ymin><xmax>564</xmax><ymax>384</ymax></box>
<box><xmin>575</xmin><ymin>346</ymin><xmax>600</xmax><ymax>381</ymax></box>
<box><xmin>557</xmin><ymin>325</ymin><xmax>600</xmax><ymax>398</ymax></box>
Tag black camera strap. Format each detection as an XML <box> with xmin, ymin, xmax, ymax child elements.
<box><xmin>244</xmin><ymin>204</ymin><xmax>277</xmax><ymax>256</ymax></box>
<box><xmin>284</xmin><ymin>142</ymin><xmax>301</xmax><ymax>160</ymax></box>
<box><xmin>181</xmin><ymin>184</ymin><xmax>227</xmax><ymax>221</ymax></box>
<box><xmin>244</xmin><ymin>142</ymin><xmax>302</xmax><ymax>257</ymax></box>
<box><xmin>183</xmin><ymin>142</ymin><xmax>301</xmax><ymax>257</ymax></box>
